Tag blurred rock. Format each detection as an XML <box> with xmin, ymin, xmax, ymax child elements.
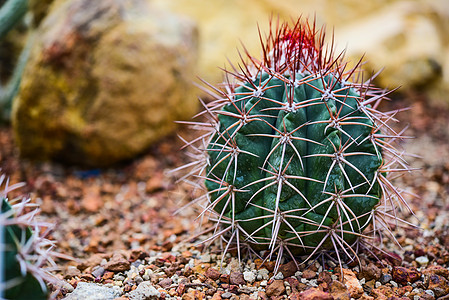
<box><xmin>336</xmin><ymin>1</ymin><xmax>449</xmax><ymax>104</ymax></box>
<box><xmin>13</xmin><ymin>0</ymin><xmax>198</xmax><ymax>166</ymax></box>
<box><xmin>151</xmin><ymin>0</ymin><xmax>449</xmax><ymax>104</ymax></box>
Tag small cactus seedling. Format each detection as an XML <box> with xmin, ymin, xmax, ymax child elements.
<box><xmin>179</xmin><ymin>18</ymin><xmax>414</xmax><ymax>269</ymax></box>
<box><xmin>0</xmin><ymin>174</ymin><xmax>60</xmax><ymax>299</ymax></box>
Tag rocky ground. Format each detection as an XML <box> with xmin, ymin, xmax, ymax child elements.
<box><xmin>1</xmin><ymin>95</ymin><xmax>449</xmax><ymax>299</ymax></box>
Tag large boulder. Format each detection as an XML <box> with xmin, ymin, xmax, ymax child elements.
<box><xmin>13</xmin><ymin>0</ymin><xmax>198</xmax><ymax>166</ymax></box>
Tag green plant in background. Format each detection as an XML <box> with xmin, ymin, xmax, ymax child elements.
<box><xmin>0</xmin><ymin>0</ymin><xmax>31</xmax><ymax>121</ymax></box>
<box><xmin>0</xmin><ymin>173</ymin><xmax>60</xmax><ymax>299</ymax></box>
<box><xmin>180</xmin><ymin>19</ymin><xmax>414</xmax><ymax>269</ymax></box>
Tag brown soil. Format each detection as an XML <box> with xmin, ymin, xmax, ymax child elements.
<box><xmin>1</xmin><ymin>94</ymin><xmax>449</xmax><ymax>299</ymax></box>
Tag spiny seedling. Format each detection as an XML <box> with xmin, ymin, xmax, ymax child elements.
<box><xmin>178</xmin><ymin>18</ymin><xmax>414</xmax><ymax>271</ymax></box>
<box><xmin>0</xmin><ymin>173</ymin><xmax>61</xmax><ymax>299</ymax></box>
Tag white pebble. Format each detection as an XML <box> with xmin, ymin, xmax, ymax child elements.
<box><xmin>258</xmin><ymin>268</ymin><xmax>269</xmax><ymax>280</ymax></box>
<box><xmin>243</xmin><ymin>271</ymin><xmax>256</xmax><ymax>283</ymax></box>
<box><xmin>274</xmin><ymin>272</ymin><xmax>284</xmax><ymax>280</ymax></box>
<box><xmin>415</xmin><ymin>256</ymin><xmax>429</xmax><ymax>266</ymax></box>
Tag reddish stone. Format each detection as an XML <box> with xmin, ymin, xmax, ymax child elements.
<box><xmin>423</xmin><ymin>265</ymin><xmax>449</xmax><ymax>279</ymax></box>
<box><xmin>317</xmin><ymin>271</ymin><xmax>333</xmax><ymax>285</ymax></box>
<box><xmin>329</xmin><ymin>281</ymin><xmax>350</xmax><ymax>300</ymax></box>
<box><xmin>228</xmin><ymin>284</ymin><xmax>239</xmax><ymax>294</ymax></box>
<box><xmin>254</xmin><ymin>259</ymin><xmax>275</xmax><ymax>272</ymax></box>
<box><xmin>219</xmin><ymin>273</ymin><xmax>230</xmax><ymax>283</ymax></box>
<box><xmin>299</xmin><ymin>287</ymin><xmax>333</xmax><ymax>300</ymax></box>
<box><xmin>265</xmin><ymin>280</ymin><xmax>286</xmax><ymax>297</ymax></box>
<box><xmin>205</xmin><ymin>267</ymin><xmax>220</xmax><ymax>280</ymax></box>
<box><xmin>341</xmin><ymin>269</ymin><xmax>363</xmax><ymax>298</ymax></box>
<box><xmin>285</xmin><ymin>277</ymin><xmax>305</xmax><ymax>293</ymax></box>
<box><xmin>182</xmin><ymin>290</ymin><xmax>205</xmax><ymax>300</ymax></box>
<box><xmin>80</xmin><ymin>273</ymin><xmax>95</xmax><ymax>281</ymax></box>
<box><xmin>159</xmin><ymin>278</ymin><xmax>173</xmax><ymax>288</ymax></box>
<box><xmin>278</xmin><ymin>261</ymin><xmax>298</xmax><ymax>278</ymax></box>
<box><xmin>392</xmin><ymin>266</ymin><xmax>422</xmax><ymax>285</ymax></box>
<box><xmin>371</xmin><ymin>286</ymin><xmax>395</xmax><ymax>299</ymax></box>
<box><xmin>230</xmin><ymin>271</ymin><xmax>245</xmax><ymax>285</ymax></box>
<box><xmin>427</xmin><ymin>274</ymin><xmax>449</xmax><ymax>298</ymax></box>
<box><xmin>104</xmin><ymin>252</ymin><xmax>130</xmax><ymax>272</ymax></box>
<box><xmin>102</xmin><ymin>271</ymin><xmax>114</xmax><ymax>280</ymax></box>
<box><xmin>176</xmin><ymin>282</ymin><xmax>186</xmax><ymax>295</ymax></box>
<box><xmin>303</xmin><ymin>269</ymin><xmax>317</xmax><ymax>279</ymax></box>
<box><xmin>359</xmin><ymin>263</ymin><xmax>381</xmax><ymax>281</ymax></box>
<box><xmin>129</xmin><ymin>248</ymin><xmax>149</xmax><ymax>262</ymax></box>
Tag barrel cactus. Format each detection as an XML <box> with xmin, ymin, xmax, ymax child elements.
<box><xmin>180</xmin><ymin>19</ymin><xmax>412</xmax><ymax>267</ymax></box>
<box><xmin>0</xmin><ymin>174</ymin><xmax>59</xmax><ymax>299</ymax></box>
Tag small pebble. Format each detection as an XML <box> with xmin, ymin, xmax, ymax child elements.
<box><xmin>258</xmin><ymin>268</ymin><xmax>269</xmax><ymax>280</ymax></box>
<box><xmin>260</xmin><ymin>280</ymin><xmax>268</xmax><ymax>287</ymax></box>
<box><xmin>425</xmin><ymin>289</ymin><xmax>435</xmax><ymax>297</ymax></box>
<box><xmin>91</xmin><ymin>266</ymin><xmax>105</xmax><ymax>278</ymax></box>
<box><xmin>243</xmin><ymin>271</ymin><xmax>256</xmax><ymax>283</ymax></box>
<box><xmin>380</xmin><ymin>274</ymin><xmax>392</xmax><ymax>284</ymax></box>
<box><xmin>274</xmin><ymin>272</ymin><xmax>284</xmax><ymax>280</ymax></box>
<box><xmin>221</xmin><ymin>292</ymin><xmax>233</xmax><ymax>299</ymax></box>
<box><xmin>114</xmin><ymin>274</ymin><xmax>126</xmax><ymax>281</ymax></box>
<box><xmin>201</xmin><ymin>254</ymin><xmax>211</xmax><ymax>263</ymax></box>
<box><xmin>309</xmin><ymin>279</ymin><xmax>318</xmax><ymax>287</ymax></box>
<box><xmin>415</xmin><ymin>256</ymin><xmax>429</xmax><ymax>266</ymax></box>
<box><xmin>390</xmin><ymin>280</ymin><xmax>398</xmax><ymax>288</ymax></box>
<box><xmin>135</xmin><ymin>276</ymin><xmax>143</xmax><ymax>285</ymax></box>
<box><xmin>375</xmin><ymin>281</ymin><xmax>381</xmax><ymax>288</ymax></box>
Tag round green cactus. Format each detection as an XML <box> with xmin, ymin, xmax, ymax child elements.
<box><xmin>181</xmin><ymin>19</ymin><xmax>412</xmax><ymax>265</ymax></box>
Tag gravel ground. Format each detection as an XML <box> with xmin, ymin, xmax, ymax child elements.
<box><xmin>1</xmin><ymin>96</ymin><xmax>449</xmax><ymax>299</ymax></box>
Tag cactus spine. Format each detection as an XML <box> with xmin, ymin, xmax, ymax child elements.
<box><xmin>0</xmin><ymin>174</ymin><xmax>59</xmax><ymax>299</ymax></box>
<box><xmin>180</xmin><ymin>19</ymin><xmax>413</xmax><ymax>267</ymax></box>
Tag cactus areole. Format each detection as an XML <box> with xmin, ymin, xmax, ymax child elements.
<box><xmin>182</xmin><ymin>19</ymin><xmax>411</xmax><ymax>262</ymax></box>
